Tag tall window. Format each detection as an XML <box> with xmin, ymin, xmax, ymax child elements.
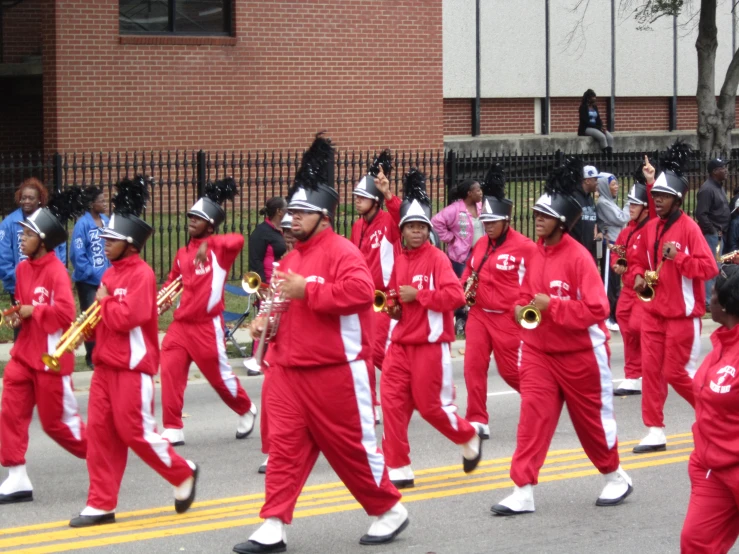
<box><xmin>120</xmin><ymin>0</ymin><xmax>232</xmax><ymax>35</ymax></box>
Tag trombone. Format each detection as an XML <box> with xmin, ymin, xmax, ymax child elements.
<box><xmin>0</xmin><ymin>303</ymin><xmax>21</xmax><ymax>328</ymax></box>
<box><xmin>156</xmin><ymin>276</ymin><xmax>183</xmax><ymax>315</ymax></box>
<box><xmin>42</xmin><ymin>302</ymin><xmax>102</xmax><ymax>372</ymax></box>
<box><xmin>374</xmin><ymin>290</ymin><xmax>401</xmax><ymax>320</ymax></box>
<box><xmin>516</xmin><ymin>301</ymin><xmax>541</xmax><ymax>330</ymax></box>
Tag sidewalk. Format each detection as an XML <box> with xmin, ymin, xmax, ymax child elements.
<box><xmin>0</xmin><ymin>319</ymin><xmax>721</xmax><ymax>392</ymax></box>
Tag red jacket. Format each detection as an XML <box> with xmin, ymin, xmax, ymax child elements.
<box><xmin>350</xmin><ymin>196</ymin><xmax>401</xmax><ymax>290</ymax></box>
<box><xmin>93</xmin><ymin>254</ymin><xmax>159</xmax><ymax>375</ymax></box>
<box><xmin>461</xmin><ymin>228</ymin><xmax>538</xmax><ymax>315</ymax></box>
<box><xmin>269</xmin><ymin>228</ymin><xmax>376</xmax><ymax>369</ymax></box>
<box><xmin>11</xmin><ymin>253</ymin><xmax>76</xmax><ymax>375</ymax></box>
<box><xmin>692</xmin><ymin>324</ymin><xmax>739</xmax><ymax>471</ymax></box>
<box><xmin>164</xmin><ymin>234</ymin><xmax>244</xmax><ymax>322</ymax></box>
<box><xmin>612</xmin><ymin>218</ymin><xmax>650</xmax><ymax>297</ymax></box>
<box><xmin>389</xmin><ymin>241</ymin><xmax>466</xmax><ymax>345</ymax></box>
<box><xmin>631</xmin><ymin>211</ymin><xmax>718</xmax><ymax>319</ymax></box>
<box><xmin>520</xmin><ymin>233</ymin><xmax>610</xmax><ymax>354</ymax></box>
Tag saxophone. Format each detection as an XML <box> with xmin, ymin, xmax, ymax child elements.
<box><xmin>464</xmin><ymin>272</ymin><xmax>479</xmax><ymax>307</ymax></box>
<box><xmin>254</xmin><ymin>262</ymin><xmax>291</xmax><ymax>365</ymax></box>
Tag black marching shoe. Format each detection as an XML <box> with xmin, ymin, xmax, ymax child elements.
<box><xmin>0</xmin><ymin>490</ymin><xmax>33</xmax><ymax>504</ymax></box>
<box><xmin>174</xmin><ymin>463</ymin><xmax>199</xmax><ymax>514</ymax></box>
<box><xmin>233</xmin><ymin>540</ymin><xmax>287</xmax><ymax>554</ymax></box>
<box><xmin>69</xmin><ymin>513</ymin><xmax>115</xmax><ymax>528</ymax></box>
<box><xmin>462</xmin><ymin>430</ymin><xmax>483</xmax><ymax>473</ymax></box>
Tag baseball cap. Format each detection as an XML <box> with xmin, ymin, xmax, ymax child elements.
<box><xmin>583</xmin><ymin>165</ymin><xmax>599</xmax><ymax>178</ymax></box>
<box><xmin>708</xmin><ymin>158</ymin><xmax>727</xmax><ymax>173</ymax></box>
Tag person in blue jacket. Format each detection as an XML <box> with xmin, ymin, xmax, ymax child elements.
<box><xmin>69</xmin><ymin>186</ymin><xmax>110</xmax><ymax>367</ymax></box>
<box><xmin>0</xmin><ymin>178</ymin><xmax>67</xmax><ymax>339</ymax></box>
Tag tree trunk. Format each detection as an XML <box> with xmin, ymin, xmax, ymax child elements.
<box><xmin>695</xmin><ymin>0</ymin><xmax>737</xmax><ymax>155</ymax></box>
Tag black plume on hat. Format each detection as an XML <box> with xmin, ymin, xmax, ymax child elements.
<box><xmin>660</xmin><ymin>140</ymin><xmax>692</xmax><ymax>177</ymax></box>
<box><xmin>112</xmin><ymin>176</ymin><xmax>150</xmax><ymax>217</ymax></box>
<box><xmin>289</xmin><ymin>132</ymin><xmax>334</xmax><ymax>197</ymax></box>
<box><xmin>19</xmin><ymin>186</ymin><xmax>87</xmax><ymax>251</ymax></box>
<box><xmin>204</xmin><ymin>177</ymin><xmax>238</xmax><ymax>205</ymax></box>
<box><xmin>402</xmin><ymin>168</ymin><xmax>429</xmax><ymax>205</ymax></box>
<box><xmin>482</xmin><ymin>163</ymin><xmax>506</xmax><ymax>200</ymax></box>
<box><xmin>369</xmin><ymin>149</ymin><xmax>392</xmax><ymax>177</ymax></box>
<box><xmin>48</xmin><ymin>186</ymin><xmax>87</xmax><ymax>225</ymax></box>
<box><xmin>545</xmin><ymin>156</ymin><xmax>583</xmax><ymax>197</ymax></box>
<box><xmin>633</xmin><ymin>164</ymin><xmax>647</xmax><ymax>186</ymax></box>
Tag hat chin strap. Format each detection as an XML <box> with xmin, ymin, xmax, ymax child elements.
<box><xmin>297</xmin><ymin>214</ymin><xmax>324</xmax><ymax>243</ymax></box>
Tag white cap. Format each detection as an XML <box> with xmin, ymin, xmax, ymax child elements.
<box><xmin>583</xmin><ymin>165</ymin><xmax>599</xmax><ymax>179</ymax></box>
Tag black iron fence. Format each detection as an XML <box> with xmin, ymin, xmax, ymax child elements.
<box><xmin>1</xmin><ymin>148</ymin><xmax>736</xmax><ymax>281</ymax></box>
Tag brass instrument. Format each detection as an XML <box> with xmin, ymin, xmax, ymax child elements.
<box><xmin>42</xmin><ymin>302</ymin><xmax>102</xmax><ymax>372</ymax></box>
<box><xmin>254</xmin><ymin>262</ymin><xmax>290</xmax><ymax>365</ymax></box>
<box><xmin>608</xmin><ymin>244</ymin><xmax>627</xmax><ymax>267</ymax></box>
<box><xmin>637</xmin><ymin>257</ymin><xmax>666</xmax><ymax>302</ymax></box>
<box><xmin>720</xmin><ymin>250</ymin><xmax>739</xmax><ymax>263</ymax></box>
<box><xmin>374</xmin><ymin>290</ymin><xmax>402</xmax><ymax>320</ymax></box>
<box><xmin>157</xmin><ymin>276</ymin><xmax>183</xmax><ymax>315</ymax></box>
<box><xmin>464</xmin><ymin>273</ymin><xmax>479</xmax><ymax>306</ymax></box>
<box><xmin>242</xmin><ymin>272</ymin><xmax>268</xmax><ymax>299</ymax></box>
<box><xmin>0</xmin><ymin>303</ymin><xmax>21</xmax><ymax>327</ymax></box>
<box><xmin>516</xmin><ymin>301</ymin><xmax>541</xmax><ymax>330</ymax></box>
<box><xmin>716</xmin><ymin>241</ymin><xmax>722</xmax><ymax>262</ymax></box>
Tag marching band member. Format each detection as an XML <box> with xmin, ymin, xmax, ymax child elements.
<box><xmin>234</xmin><ymin>135</ymin><xmax>407</xmax><ymax>554</ymax></box>
<box><xmin>159</xmin><ymin>178</ymin><xmax>257</xmax><ymax>447</ymax></box>
<box><xmin>492</xmin><ymin>158</ymin><xmax>632</xmax><ymax>516</ymax></box>
<box><xmin>350</xmin><ymin>150</ymin><xmax>401</xmax><ymax>421</ymax></box>
<box><xmin>0</xmin><ymin>188</ymin><xmax>87</xmax><ymax>504</ymax></box>
<box><xmin>461</xmin><ymin>163</ymin><xmax>536</xmax><ymax>439</ymax></box>
<box><xmin>611</xmin><ymin>172</ymin><xmax>651</xmax><ymax>396</ymax></box>
<box><xmin>280</xmin><ymin>212</ymin><xmax>296</xmax><ymax>252</ymax></box>
<box><xmin>680</xmin><ymin>264</ymin><xmax>739</xmax><ymax>554</ymax></box>
<box><xmin>381</xmin><ymin>169</ymin><xmax>482</xmax><ymax>490</ymax></box>
<box><xmin>70</xmin><ymin>186</ymin><xmax>111</xmax><ymax>368</ymax></box>
<box><xmin>631</xmin><ymin>142</ymin><xmax>718</xmax><ymax>454</ymax></box>
<box><xmin>70</xmin><ymin>177</ymin><xmax>197</xmax><ymax>527</ymax></box>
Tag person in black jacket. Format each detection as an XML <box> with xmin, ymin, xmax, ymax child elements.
<box><xmin>578</xmin><ymin>89</ymin><xmax>614</xmax><ymax>154</ymax></box>
<box><xmin>695</xmin><ymin>158</ymin><xmax>729</xmax><ymax>306</ymax></box>
<box><xmin>728</xmin><ymin>188</ymin><xmax>739</xmax><ymax>254</ymax></box>
<box><xmin>244</xmin><ymin>197</ymin><xmax>287</xmax><ymax>374</ymax></box>
<box><xmin>570</xmin><ymin>164</ymin><xmax>600</xmax><ymax>264</ymax></box>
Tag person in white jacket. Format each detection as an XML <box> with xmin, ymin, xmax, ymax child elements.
<box><xmin>596</xmin><ymin>173</ymin><xmax>630</xmax><ymax>331</ymax></box>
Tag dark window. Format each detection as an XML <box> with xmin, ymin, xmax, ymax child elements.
<box><xmin>120</xmin><ymin>0</ymin><xmax>232</xmax><ymax>35</ymax></box>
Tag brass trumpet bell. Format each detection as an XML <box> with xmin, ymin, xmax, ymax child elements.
<box><xmin>517</xmin><ymin>304</ymin><xmax>541</xmax><ymax>330</ymax></box>
<box><xmin>373</xmin><ymin>290</ymin><xmax>387</xmax><ymax>312</ymax></box>
<box><xmin>242</xmin><ymin>272</ymin><xmax>263</xmax><ymax>295</ymax></box>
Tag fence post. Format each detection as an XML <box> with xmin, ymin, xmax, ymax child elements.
<box><xmin>196</xmin><ymin>150</ymin><xmax>206</xmax><ymax>198</ymax></box>
<box><xmin>52</xmin><ymin>152</ymin><xmax>63</xmax><ymax>192</ymax></box>
<box><xmin>446</xmin><ymin>150</ymin><xmax>458</xmax><ymax>199</ymax></box>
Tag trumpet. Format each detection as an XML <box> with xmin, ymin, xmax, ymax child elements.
<box><xmin>0</xmin><ymin>303</ymin><xmax>21</xmax><ymax>327</ymax></box>
<box><xmin>254</xmin><ymin>262</ymin><xmax>291</xmax><ymax>366</ymax></box>
<box><xmin>157</xmin><ymin>276</ymin><xmax>183</xmax><ymax>315</ymax></box>
<box><xmin>637</xmin><ymin>257</ymin><xmax>666</xmax><ymax>302</ymax></box>
<box><xmin>608</xmin><ymin>244</ymin><xmax>627</xmax><ymax>267</ymax></box>
<box><xmin>42</xmin><ymin>301</ymin><xmax>102</xmax><ymax>372</ymax></box>
<box><xmin>516</xmin><ymin>301</ymin><xmax>541</xmax><ymax>330</ymax></box>
<box><xmin>720</xmin><ymin>250</ymin><xmax>739</xmax><ymax>263</ymax></box>
<box><xmin>464</xmin><ymin>273</ymin><xmax>479</xmax><ymax>306</ymax></box>
<box><xmin>374</xmin><ymin>290</ymin><xmax>402</xmax><ymax>320</ymax></box>
<box><xmin>242</xmin><ymin>272</ymin><xmax>268</xmax><ymax>299</ymax></box>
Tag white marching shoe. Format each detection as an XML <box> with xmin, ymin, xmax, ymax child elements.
<box><xmin>243</xmin><ymin>357</ymin><xmax>262</xmax><ymax>376</ymax></box>
<box><xmin>236</xmin><ymin>403</ymin><xmax>258</xmax><ymax>440</ymax></box>
<box><xmin>490</xmin><ymin>485</ymin><xmax>535</xmax><ymax>516</ymax></box>
<box><xmin>472</xmin><ymin>422</ymin><xmax>490</xmax><ymax>440</ymax></box>
<box><xmin>614</xmin><ymin>378</ymin><xmax>642</xmax><ymax>396</ymax></box>
<box><xmin>633</xmin><ymin>426</ymin><xmax>666</xmax><ymax>453</ymax></box>
<box><xmin>161</xmin><ymin>428</ymin><xmax>185</xmax><ymax>446</ymax></box>
<box><xmin>359</xmin><ymin>502</ymin><xmax>410</xmax><ymax>545</ymax></box>
<box><xmin>388</xmin><ymin>465</ymin><xmax>415</xmax><ymax>489</ymax></box>
<box><xmin>258</xmin><ymin>456</ymin><xmax>269</xmax><ymax>475</ymax></box>
<box><xmin>233</xmin><ymin>517</ymin><xmax>287</xmax><ymax>553</ymax></box>
<box><xmin>0</xmin><ymin>465</ymin><xmax>33</xmax><ymax>504</ymax></box>
<box><xmin>596</xmin><ymin>466</ymin><xmax>633</xmax><ymax>506</ymax></box>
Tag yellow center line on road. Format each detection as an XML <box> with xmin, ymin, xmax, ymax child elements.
<box><xmin>0</xmin><ymin>443</ymin><xmax>694</xmax><ymax>553</ymax></box>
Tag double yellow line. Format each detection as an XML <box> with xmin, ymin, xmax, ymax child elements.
<box><xmin>0</xmin><ymin>433</ymin><xmax>694</xmax><ymax>553</ymax></box>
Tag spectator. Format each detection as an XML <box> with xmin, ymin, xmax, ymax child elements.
<box><xmin>578</xmin><ymin>89</ymin><xmax>614</xmax><ymax>154</ymax></box>
<box><xmin>728</xmin><ymin>188</ymin><xmax>739</xmax><ymax>253</ymax></box>
<box><xmin>695</xmin><ymin>157</ymin><xmax>729</xmax><ymax>307</ymax></box>
<box><xmin>243</xmin><ymin>196</ymin><xmax>287</xmax><ymax>375</ymax></box>
<box><xmin>431</xmin><ymin>178</ymin><xmax>483</xmax><ymax>335</ymax></box>
<box><xmin>0</xmin><ymin>178</ymin><xmax>66</xmax><ymax>339</ymax></box>
<box><xmin>70</xmin><ymin>186</ymin><xmax>111</xmax><ymax>368</ymax></box>
<box><xmin>596</xmin><ymin>173</ymin><xmax>630</xmax><ymax>331</ymax></box>
<box><xmin>570</xmin><ymin>165</ymin><xmax>599</xmax><ymax>264</ymax></box>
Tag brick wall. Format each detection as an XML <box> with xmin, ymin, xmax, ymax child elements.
<box><xmin>1</xmin><ymin>0</ymin><xmax>43</xmax><ymax>63</ymax></box>
<box><xmin>44</xmin><ymin>0</ymin><xmax>444</xmax><ymax>154</ymax></box>
<box><xmin>444</xmin><ymin>98</ymin><xmax>536</xmax><ymax>135</ymax></box>
<box><xmin>443</xmin><ymin>99</ymin><xmax>470</xmax><ymax>135</ymax></box>
<box><xmin>612</xmin><ymin>97</ymin><xmax>670</xmax><ymax>131</ymax></box>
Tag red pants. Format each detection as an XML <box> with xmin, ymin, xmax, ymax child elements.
<box><xmin>464</xmin><ymin>308</ymin><xmax>521</xmax><ymax>425</ymax></box>
<box><xmin>85</xmin><ymin>368</ymin><xmax>194</xmax><ymax>511</ymax></box>
<box><xmin>641</xmin><ymin>313</ymin><xmax>700</xmax><ymax>428</ymax></box>
<box><xmin>510</xmin><ymin>343</ymin><xmax>620</xmax><ymax>486</ymax></box>
<box><xmin>681</xmin><ymin>454</ymin><xmax>739</xmax><ymax>554</ymax></box>
<box><xmin>381</xmin><ymin>342</ymin><xmax>476</xmax><ymax>469</ymax></box>
<box><xmin>616</xmin><ymin>294</ymin><xmax>643</xmax><ymax>380</ymax></box>
<box><xmin>0</xmin><ymin>360</ymin><xmax>87</xmax><ymax>466</ymax></box>
<box><xmin>367</xmin><ymin>311</ymin><xmax>393</xmax><ymax>409</ymax></box>
<box><xmin>161</xmin><ymin>317</ymin><xmax>252</xmax><ymax>429</ymax></box>
<box><xmin>260</xmin><ymin>361</ymin><xmax>400</xmax><ymax>523</ymax></box>
<box><xmin>260</xmin><ymin>369</ymin><xmax>271</xmax><ymax>455</ymax></box>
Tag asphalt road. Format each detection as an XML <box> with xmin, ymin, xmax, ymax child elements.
<box><xmin>1</xmin><ymin>328</ymin><xmax>733</xmax><ymax>554</ymax></box>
